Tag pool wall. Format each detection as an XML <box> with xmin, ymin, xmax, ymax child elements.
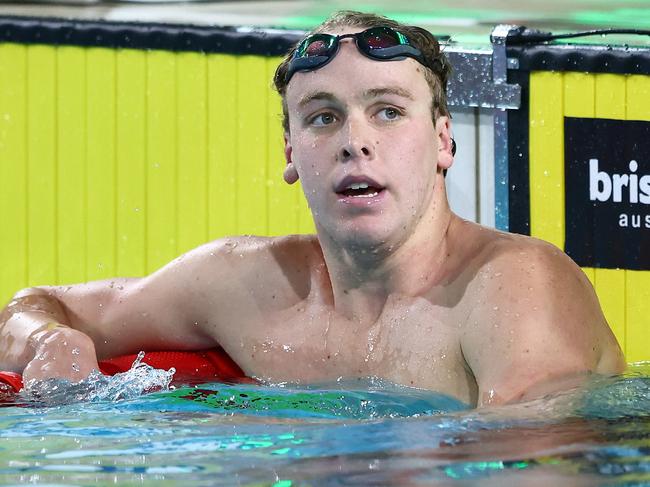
<box><xmin>505</xmin><ymin>38</ymin><xmax>650</xmax><ymax>361</ymax></box>
<box><xmin>0</xmin><ymin>19</ymin><xmax>314</xmax><ymax>300</ymax></box>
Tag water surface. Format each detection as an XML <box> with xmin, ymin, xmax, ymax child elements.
<box><xmin>1</xmin><ymin>362</ymin><xmax>649</xmax><ymax>486</ymax></box>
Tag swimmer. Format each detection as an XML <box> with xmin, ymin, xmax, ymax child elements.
<box><xmin>0</xmin><ymin>11</ymin><xmax>624</xmax><ymax>406</ymax></box>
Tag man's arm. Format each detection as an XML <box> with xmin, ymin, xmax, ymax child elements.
<box><xmin>0</xmin><ymin>238</ymin><xmax>262</xmax><ymax>383</ymax></box>
<box><xmin>461</xmin><ymin>238</ymin><xmax>625</xmax><ymax>407</ymax></box>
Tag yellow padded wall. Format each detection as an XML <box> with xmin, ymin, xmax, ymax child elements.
<box><xmin>0</xmin><ymin>44</ymin><xmax>315</xmax><ymax>305</ymax></box>
<box><xmin>529</xmin><ymin>71</ymin><xmax>650</xmax><ymax>361</ymax></box>
<box><xmin>58</xmin><ymin>47</ymin><xmax>87</xmax><ymax>285</ymax></box>
<box><xmin>0</xmin><ymin>44</ymin><xmax>28</xmax><ymax>296</ymax></box>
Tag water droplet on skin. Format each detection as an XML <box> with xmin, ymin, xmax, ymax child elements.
<box><xmin>493</xmin><ymin>306</ymin><xmax>499</xmax><ymax>311</ymax></box>
<box><xmin>224</xmin><ymin>241</ymin><xmax>238</xmax><ymax>254</ymax></box>
<box><xmin>72</xmin><ymin>363</ymin><xmax>80</xmax><ymax>372</ymax></box>
<box><xmin>71</xmin><ymin>348</ymin><xmax>80</xmax><ymax>355</ymax></box>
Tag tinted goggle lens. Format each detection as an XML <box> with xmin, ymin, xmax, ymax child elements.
<box><xmin>296</xmin><ymin>35</ymin><xmax>336</xmax><ymax>58</ymax></box>
<box><xmin>359</xmin><ymin>27</ymin><xmax>406</xmax><ymax>50</ymax></box>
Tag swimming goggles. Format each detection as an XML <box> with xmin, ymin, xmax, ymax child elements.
<box><xmin>285</xmin><ymin>26</ymin><xmax>427</xmax><ymax>83</ymax></box>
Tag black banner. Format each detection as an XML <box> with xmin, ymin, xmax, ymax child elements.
<box><xmin>564</xmin><ymin>117</ymin><xmax>650</xmax><ymax>270</ymax></box>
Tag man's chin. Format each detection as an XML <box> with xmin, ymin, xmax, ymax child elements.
<box><xmin>322</xmin><ymin>223</ymin><xmax>399</xmax><ymax>255</ymax></box>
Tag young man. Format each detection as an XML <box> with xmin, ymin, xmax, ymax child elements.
<box><xmin>0</xmin><ymin>11</ymin><xmax>624</xmax><ymax>407</ymax></box>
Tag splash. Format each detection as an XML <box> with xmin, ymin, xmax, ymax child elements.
<box><xmin>22</xmin><ymin>352</ymin><xmax>175</xmax><ymax>405</ymax></box>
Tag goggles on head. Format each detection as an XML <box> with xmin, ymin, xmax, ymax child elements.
<box><xmin>285</xmin><ymin>26</ymin><xmax>427</xmax><ymax>83</ymax></box>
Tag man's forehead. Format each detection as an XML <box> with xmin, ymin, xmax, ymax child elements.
<box><xmin>315</xmin><ymin>25</ymin><xmax>366</xmax><ymax>36</ymax></box>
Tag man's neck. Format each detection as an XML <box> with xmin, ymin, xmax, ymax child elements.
<box><xmin>318</xmin><ymin>180</ymin><xmax>455</xmax><ymax>325</ymax></box>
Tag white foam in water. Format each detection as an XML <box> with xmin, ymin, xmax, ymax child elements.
<box><xmin>22</xmin><ymin>351</ymin><xmax>176</xmax><ymax>405</ymax></box>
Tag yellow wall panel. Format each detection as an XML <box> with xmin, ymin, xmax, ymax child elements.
<box><xmin>236</xmin><ymin>56</ymin><xmax>268</xmax><ymax>235</ymax></box>
<box><xmin>177</xmin><ymin>52</ymin><xmax>208</xmax><ymax>254</ymax></box>
<box><xmin>624</xmin><ymin>75</ymin><xmax>650</xmax><ymax>362</ymax></box>
<box><xmin>564</xmin><ymin>72</ymin><xmax>595</xmax><ymax>118</ymax></box>
<box><xmin>57</xmin><ymin>46</ymin><xmax>87</xmax><ymax>285</ymax></box>
<box><xmin>596</xmin><ymin>269</ymin><xmax>626</xmax><ymax>350</ymax></box>
<box><xmin>595</xmin><ymin>74</ymin><xmax>626</xmax><ymax>119</ymax></box>
<box><xmin>529</xmin><ymin>72</ymin><xmax>564</xmax><ymax>248</ymax></box>
<box><xmin>146</xmin><ymin>50</ymin><xmax>177</xmax><ymax>272</ymax></box>
<box><xmin>116</xmin><ymin>49</ymin><xmax>146</xmax><ymax>277</ymax></box>
<box><xmin>625</xmin><ymin>271</ymin><xmax>649</xmax><ymax>362</ymax></box>
<box><xmin>0</xmin><ymin>44</ymin><xmax>27</xmax><ymax>303</ymax></box>
<box><xmin>592</xmin><ymin>74</ymin><xmax>628</xmax><ymax>354</ymax></box>
<box><xmin>207</xmin><ymin>54</ymin><xmax>238</xmax><ymax>239</ymax></box>
<box><xmin>266</xmin><ymin>57</ymin><xmax>298</xmax><ymax>235</ymax></box>
<box><xmin>86</xmin><ymin>48</ymin><xmax>116</xmax><ymax>281</ymax></box>
<box><xmin>0</xmin><ymin>44</ymin><xmax>316</xmax><ymax>306</ymax></box>
<box><xmin>27</xmin><ymin>45</ymin><xmax>57</xmax><ymax>286</ymax></box>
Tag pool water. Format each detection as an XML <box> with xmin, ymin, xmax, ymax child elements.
<box><xmin>1</xmin><ymin>361</ymin><xmax>650</xmax><ymax>486</ymax></box>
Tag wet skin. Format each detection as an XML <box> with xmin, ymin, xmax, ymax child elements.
<box><xmin>0</xmin><ymin>31</ymin><xmax>625</xmax><ymax>407</ymax></box>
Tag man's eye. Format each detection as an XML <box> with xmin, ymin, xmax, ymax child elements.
<box><xmin>310</xmin><ymin>113</ymin><xmax>336</xmax><ymax>126</ymax></box>
<box><xmin>378</xmin><ymin>107</ymin><xmax>401</xmax><ymax>121</ymax></box>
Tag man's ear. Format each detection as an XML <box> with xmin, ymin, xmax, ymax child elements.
<box><xmin>283</xmin><ymin>133</ymin><xmax>299</xmax><ymax>184</ymax></box>
<box><xmin>435</xmin><ymin>116</ymin><xmax>454</xmax><ymax>171</ymax></box>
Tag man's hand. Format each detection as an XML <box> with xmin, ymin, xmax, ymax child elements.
<box><xmin>23</xmin><ymin>325</ymin><xmax>100</xmax><ymax>384</ymax></box>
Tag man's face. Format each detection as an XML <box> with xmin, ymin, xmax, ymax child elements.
<box><xmin>284</xmin><ymin>29</ymin><xmax>452</xmax><ymax>250</ymax></box>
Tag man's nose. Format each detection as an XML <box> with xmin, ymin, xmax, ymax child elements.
<box><xmin>338</xmin><ymin>117</ymin><xmax>375</xmax><ymax>162</ymax></box>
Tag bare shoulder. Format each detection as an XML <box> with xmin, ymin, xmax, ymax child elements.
<box><xmin>471</xmin><ymin>229</ymin><xmax>597</xmax><ymax>316</ymax></box>
<box><xmin>178</xmin><ymin>233</ymin><xmax>322</xmax><ymax>298</ymax></box>
<box><xmin>459</xmin><ymin>226</ymin><xmax>625</xmax><ymax>405</ymax></box>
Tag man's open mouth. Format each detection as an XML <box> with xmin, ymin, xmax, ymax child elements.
<box><xmin>335</xmin><ymin>176</ymin><xmax>386</xmax><ymax>199</ymax></box>
<box><xmin>339</xmin><ymin>182</ymin><xmax>383</xmax><ymax>198</ymax></box>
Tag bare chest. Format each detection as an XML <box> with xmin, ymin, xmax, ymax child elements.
<box><xmin>235</xmin><ymin>298</ymin><xmax>477</xmax><ymax>404</ymax></box>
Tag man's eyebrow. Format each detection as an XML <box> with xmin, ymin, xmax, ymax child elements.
<box><xmin>298</xmin><ymin>91</ymin><xmax>338</xmax><ymax>108</ymax></box>
<box><xmin>364</xmin><ymin>87</ymin><xmax>414</xmax><ymax>100</ymax></box>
